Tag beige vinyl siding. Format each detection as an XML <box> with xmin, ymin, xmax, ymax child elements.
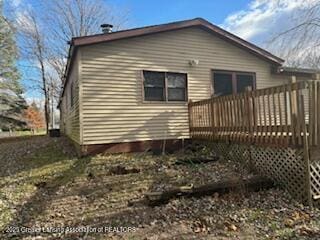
<box><xmin>60</xmin><ymin>52</ymin><xmax>81</xmax><ymax>143</ymax></box>
<box><xmin>270</xmin><ymin>74</ymin><xmax>312</xmax><ymax>84</ymax></box>
<box><xmin>80</xmin><ymin>27</ymin><xmax>287</xmax><ymax>145</ymax></box>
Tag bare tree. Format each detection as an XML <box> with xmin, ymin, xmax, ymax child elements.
<box><xmin>15</xmin><ymin>0</ymin><xmax>129</xmax><ymax>132</ymax></box>
<box><xmin>47</xmin><ymin>0</ymin><xmax>128</xmax><ymax>43</ymax></box>
<box><xmin>45</xmin><ymin>0</ymin><xmax>129</xmax><ymax>129</ymax></box>
<box><xmin>17</xmin><ymin>11</ymin><xmax>51</xmax><ymax>133</ymax></box>
<box><xmin>45</xmin><ymin>0</ymin><xmax>129</xmax><ymax>87</ymax></box>
<box><xmin>268</xmin><ymin>1</ymin><xmax>320</xmax><ymax>68</ymax></box>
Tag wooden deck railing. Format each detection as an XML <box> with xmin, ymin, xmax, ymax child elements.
<box><xmin>189</xmin><ymin>80</ymin><xmax>320</xmax><ymax>147</ymax></box>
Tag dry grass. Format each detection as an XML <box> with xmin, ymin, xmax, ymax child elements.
<box><xmin>1</xmin><ymin>136</ymin><xmax>320</xmax><ymax>240</ymax></box>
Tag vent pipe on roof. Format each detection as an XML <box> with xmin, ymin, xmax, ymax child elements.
<box><xmin>101</xmin><ymin>24</ymin><xmax>113</xmax><ymax>33</ymax></box>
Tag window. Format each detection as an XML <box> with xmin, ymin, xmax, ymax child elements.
<box><xmin>213</xmin><ymin>70</ymin><xmax>255</xmax><ymax>96</ymax></box>
<box><xmin>167</xmin><ymin>73</ymin><xmax>187</xmax><ymax>101</ymax></box>
<box><xmin>143</xmin><ymin>71</ymin><xmax>165</xmax><ymax>101</ymax></box>
<box><xmin>143</xmin><ymin>70</ymin><xmax>187</xmax><ymax>102</ymax></box>
<box><xmin>236</xmin><ymin>74</ymin><xmax>254</xmax><ymax>93</ymax></box>
<box><xmin>213</xmin><ymin>72</ymin><xmax>233</xmax><ymax>96</ymax></box>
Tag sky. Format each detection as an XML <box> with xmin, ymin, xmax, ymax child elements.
<box><xmin>108</xmin><ymin>0</ymin><xmax>312</xmax><ymax>44</ymax></box>
<box><xmin>5</xmin><ymin>0</ymin><xmax>316</xmax><ymax>101</ymax></box>
<box><xmin>110</xmin><ymin>0</ymin><xmax>251</xmax><ymax>27</ymax></box>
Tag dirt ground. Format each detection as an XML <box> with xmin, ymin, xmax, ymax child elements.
<box><xmin>1</xmin><ymin>136</ymin><xmax>320</xmax><ymax>240</ymax></box>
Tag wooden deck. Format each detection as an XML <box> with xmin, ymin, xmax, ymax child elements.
<box><xmin>188</xmin><ymin>80</ymin><xmax>320</xmax><ymax>206</ymax></box>
<box><xmin>188</xmin><ymin>80</ymin><xmax>320</xmax><ymax>147</ymax></box>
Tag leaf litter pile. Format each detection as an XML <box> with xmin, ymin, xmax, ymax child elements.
<box><xmin>0</xmin><ymin>136</ymin><xmax>320</xmax><ymax>239</ymax></box>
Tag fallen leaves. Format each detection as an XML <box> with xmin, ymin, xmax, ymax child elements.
<box><xmin>192</xmin><ymin>218</ymin><xmax>211</xmax><ymax>233</ymax></box>
<box><xmin>284</xmin><ymin>218</ymin><xmax>295</xmax><ymax>227</ymax></box>
<box><xmin>224</xmin><ymin>221</ymin><xmax>239</xmax><ymax>232</ymax></box>
<box><xmin>284</xmin><ymin>211</ymin><xmax>311</xmax><ymax>227</ymax></box>
<box><xmin>298</xmin><ymin>225</ymin><xmax>320</xmax><ymax>237</ymax></box>
<box><xmin>1</xmin><ymin>139</ymin><xmax>320</xmax><ymax>239</ymax></box>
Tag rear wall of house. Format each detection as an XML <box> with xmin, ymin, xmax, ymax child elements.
<box><xmin>60</xmin><ymin>52</ymin><xmax>81</xmax><ymax>144</ymax></box>
<box><xmin>80</xmin><ymin>27</ymin><xmax>287</xmax><ymax>145</ymax></box>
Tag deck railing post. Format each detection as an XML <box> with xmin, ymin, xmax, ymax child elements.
<box><xmin>245</xmin><ymin>86</ymin><xmax>253</xmax><ymax>142</ymax></box>
<box><xmin>188</xmin><ymin>100</ymin><xmax>193</xmax><ymax>138</ymax></box>
<box><xmin>300</xmin><ymin>94</ymin><xmax>313</xmax><ymax>207</ymax></box>
<box><xmin>290</xmin><ymin>76</ymin><xmax>298</xmax><ymax>146</ymax></box>
<box><xmin>291</xmin><ymin>76</ymin><xmax>301</xmax><ymax>144</ymax></box>
<box><xmin>210</xmin><ymin>98</ymin><xmax>215</xmax><ymax>140</ymax></box>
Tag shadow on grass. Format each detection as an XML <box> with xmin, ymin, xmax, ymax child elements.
<box><xmin>0</xmin><ymin>139</ymin><xmax>81</xmax><ymax>198</ymax></box>
<box><xmin>32</xmin><ymin>154</ymin><xmax>193</xmax><ymax>239</ymax></box>
<box><xmin>1</xmin><ymin>155</ymin><xmax>92</xmax><ymax>238</ymax></box>
<box><xmin>0</xmin><ymin>136</ymin><xmax>92</xmax><ymax>238</ymax></box>
<box><xmin>0</xmin><ymin>136</ymin><xmax>74</xmax><ymax>178</ymax></box>
<box><xmin>1</xmin><ymin>147</ymin><xmax>229</xmax><ymax>239</ymax></box>
<box><xmin>0</xmin><ymin>137</ymin><xmax>80</xmax><ymax>197</ymax></box>
<box><xmin>0</xmin><ymin>135</ymin><xmax>45</xmax><ymax>144</ymax></box>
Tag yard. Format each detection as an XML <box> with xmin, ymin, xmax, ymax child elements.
<box><xmin>1</xmin><ymin>136</ymin><xmax>320</xmax><ymax>239</ymax></box>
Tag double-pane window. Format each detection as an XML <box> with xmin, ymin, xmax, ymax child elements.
<box><xmin>143</xmin><ymin>70</ymin><xmax>187</xmax><ymax>102</ymax></box>
<box><xmin>213</xmin><ymin>71</ymin><xmax>255</xmax><ymax>96</ymax></box>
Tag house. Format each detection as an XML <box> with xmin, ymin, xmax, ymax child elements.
<box><xmin>58</xmin><ymin>18</ymin><xmax>318</xmax><ymax>155</ymax></box>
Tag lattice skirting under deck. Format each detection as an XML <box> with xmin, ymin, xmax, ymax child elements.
<box><xmin>310</xmin><ymin>148</ymin><xmax>320</xmax><ymax>207</ymax></box>
<box><xmin>204</xmin><ymin>141</ymin><xmax>317</xmax><ymax>205</ymax></box>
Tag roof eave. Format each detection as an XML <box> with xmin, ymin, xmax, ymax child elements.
<box><xmin>58</xmin><ymin>18</ymin><xmax>285</xmax><ymax>107</ymax></box>
<box><xmin>272</xmin><ymin>66</ymin><xmax>319</xmax><ymax>78</ymax></box>
<box><xmin>72</xmin><ymin>18</ymin><xmax>284</xmax><ymax>65</ymax></box>
<box><xmin>57</xmin><ymin>43</ymin><xmax>76</xmax><ymax>108</ymax></box>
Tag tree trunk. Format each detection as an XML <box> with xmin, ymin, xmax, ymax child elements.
<box><xmin>38</xmin><ymin>39</ymin><xmax>50</xmax><ymax>135</ymax></box>
<box><xmin>145</xmin><ymin>176</ymin><xmax>274</xmax><ymax>206</ymax></box>
<box><xmin>44</xmin><ymin>96</ymin><xmax>49</xmax><ymax>134</ymax></box>
<box><xmin>41</xmin><ymin>65</ymin><xmax>49</xmax><ymax>134</ymax></box>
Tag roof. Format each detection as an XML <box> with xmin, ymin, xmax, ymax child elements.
<box><xmin>58</xmin><ymin>18</ymin><xmax>284</xmax><ymax>107</ymax></box>
<box><xmin>72</xmin><ymin>17</ymin><xmax>284</xmax><ymax>63</ymax></box>
<box><xmin>274</xmin><ymin>66</ymin><xmax>320</xmax><ymax>77</ymax></box>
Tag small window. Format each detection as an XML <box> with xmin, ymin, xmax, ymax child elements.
<box><xmin>236</xmin><ymin>74</ymin><xmax>254</xmax><ymax>93</ymax></box>
<box><xmin>143</xmin><ymin>70</ymin><xmax>187</xmax><ymax>102</ymax></box>
<box><xmin>143</xmin><ymin>71</ymin><xmax>165</xmax><ymax>101</ymax></box>
<box><xmin>167</xmin><ymin>73</ymin><xmax>187</xmax><ymax>101</ymax></box>
<box><xmin>213</xmin><ymin>70</ymin><xmax>255</xmax><ymax>96</ymax></box>
<box><xmin>213</xmin><ymin>72</ymin><xmax>233</xmax><ymax>97</ymax></box>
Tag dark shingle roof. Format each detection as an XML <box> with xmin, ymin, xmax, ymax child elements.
<box><xmin>58</xmin><ymin>18</ymin><xmax>284</xmax><ymax>107</ymax></box>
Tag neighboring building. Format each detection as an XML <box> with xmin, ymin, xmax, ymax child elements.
<box><xmin>58</xmin><ymin>18</ymin><xmax>318</xmax><ymax>155</ymax></box>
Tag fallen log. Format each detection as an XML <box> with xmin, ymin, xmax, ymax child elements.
<box><xmin>145</xmin><ymin>176</ymin><xmax>274</xmax><ymax>206</ymax></box>
<box><xmin>174</xmin><ymin>156</ymin><xmax>219</xmax><ymax>165</ymax></box>
<box><xmin>109</xmin><ymin>165</ymin><xmax>140</xmax><ymax>175</ymax></box>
